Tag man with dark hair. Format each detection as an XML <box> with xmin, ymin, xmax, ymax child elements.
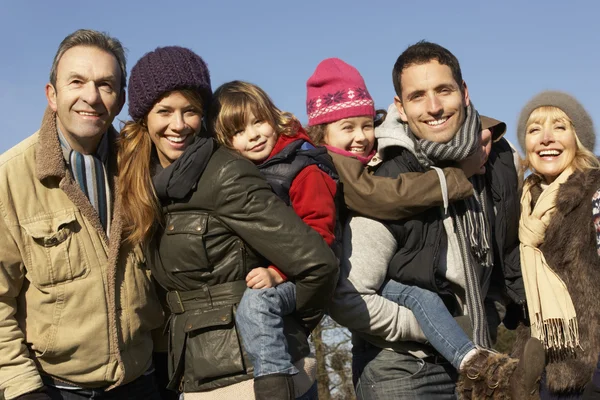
<box><xmin>0</xmin><ymin>29</ymin><xmax>164</xmax><ymax>399</ymax></box>
<box><xmin>330</xmin><ymin>41</ymin><xmax>530</xmax><ymax>398</ymax></box>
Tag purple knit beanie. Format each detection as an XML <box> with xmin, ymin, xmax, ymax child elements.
<box><xmin>128</xmin><ymin>46</ymin><xmax>211</xmax><ymax>121</ymax></box>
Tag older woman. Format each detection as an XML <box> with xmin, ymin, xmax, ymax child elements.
<box><xmin>515</xmin><ymin>91</ymin><xmax>600</xmax><ymax>399</ymax></box>
<box><xmin>117</xmin><ymin>46</ymin><xmax>337</xmax><ymax>400</ymax></box>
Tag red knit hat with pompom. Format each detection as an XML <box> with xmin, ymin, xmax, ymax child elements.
<box><xmin>306</xmin><ymin>58</ymin><xmax>375</xmax><ymax>126</ymax></box>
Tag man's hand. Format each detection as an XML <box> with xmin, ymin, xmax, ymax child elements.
<box><xmin>459</xmin><ymin>128</ymin><xmax>492</xmax><ymax>177</ymax></box>
<box><xmin>246</xmin><ymin>267</ymin><xmax>284</xmax><ymax>289</ymax></box>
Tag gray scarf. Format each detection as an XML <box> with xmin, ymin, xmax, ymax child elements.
<box><xmin>408</xmin><ymin>102</ymin><xmax>493</xmax><ymax>347</ymax></box>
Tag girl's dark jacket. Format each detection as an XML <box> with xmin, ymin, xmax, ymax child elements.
<box><xmin>145</xmin><ymin>138</ymin><xmax>338</xmax><ymax>392</ymax></box>
<box><xmin>513</xmin><ymin>169</ymin><xmax>600</xmax><ymax>395</ymax></box>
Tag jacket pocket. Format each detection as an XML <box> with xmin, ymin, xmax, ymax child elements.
<box><xmin>183</xmin><ymin>305</ymin><xmax>247</xmax><ymax>386</ymax></box>
<box><xmin>21</xmin><ymin>210</ymin><xmax>89</xmax><ymax>287</ymax></box>
<box><xmin>164</xmin><ymin>212</ymin><xmax>210</xmax><ymax>273</ymax></box>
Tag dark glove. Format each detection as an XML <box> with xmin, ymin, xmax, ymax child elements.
<box><xmin>15</xmin><ymin>386</ymin><xmax>52</xmax><ymax>400</ymax></box>
<box><xmin>583</xmin><ymin>354</ymin><xmax>600</xmax><ymax>400</ymax></box>
<box><xmin>503</xmin><ymin>300</ymin><xmax>529</xmax><ymax>330</ymax></box>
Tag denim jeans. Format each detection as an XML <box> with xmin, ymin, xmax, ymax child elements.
<box><xmin>352</xmin><ymin>341</ymin><xmax>458</xmax><ymax>400</ymax></box>
<box><xmin>236</xmin><ymin>281</ymin><xmax>299</xmax><ymax>377</ymax></box>
<box><xmin>43</xmin><ymin>373</ymin><xmax>162</xmax><ymax>399</ymax></box>
<box><xmin>381</xmin><ymin>279</ymin><xmax>475</xmax><ymax>370</ymax></box>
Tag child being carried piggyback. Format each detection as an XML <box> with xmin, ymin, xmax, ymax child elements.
<box><xmin>209</xmin><ymin>80</ymin><xmax>339</xmax><ymax>400</ymax></box>
<box><xmin>305</xmin><ymin>58</ymin><xmax>544</xmax><ymax>398</ymax></box>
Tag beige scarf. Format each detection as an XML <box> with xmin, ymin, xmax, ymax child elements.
<box><xmin>519</xmin><ymin>167</ymin><xmax>580</xmax><ymax>353</ymax></box>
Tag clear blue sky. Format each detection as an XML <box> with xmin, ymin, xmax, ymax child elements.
<box><xmin>1</xmin><ymin>0</ymin><xmax>598</xmax><ymax>154</ymax></box>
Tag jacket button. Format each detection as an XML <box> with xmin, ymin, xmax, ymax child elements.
<box><xmin>195</xmin><ymin>226</ymin><xmax>202</xmax><ymax>232</ymax></box>
<box><xmin>221</xmin><ymin>315</ymin><xmax>227</xmax><ymax>321</ymax></box>
<box><xmin>186</xmin><ymin>324</ymin><xmax>192</xmax><ymax>330</ymax></box>
<box><xmin>167</xmin><ymin>225</ymin><xmax>174</xmax><ymax>231</ymax></box>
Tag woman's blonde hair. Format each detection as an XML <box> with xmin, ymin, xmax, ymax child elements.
<box><xmin>209</xmin><ymin>80</ymin><xmax>299</xmax><ymax>148</ymax></box>
<box><xmin>117</xmin><ymin>89</ymin><xmax>204</xmax><ymax>244</ymax></box>
<box><xmin>523</xmin><ymin>105</ymin><xmax>600</xmax><ymax>177</ymax></box>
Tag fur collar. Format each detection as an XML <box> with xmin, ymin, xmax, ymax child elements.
<box><xmin>34</xmin><ymin>107</ymin><xmax>126</xmax><ymax>387</ymax></box>
<box><xmin>515</xmin><ymin>168</ymin><xmax>600</xmax><ymax>393</ymax></box>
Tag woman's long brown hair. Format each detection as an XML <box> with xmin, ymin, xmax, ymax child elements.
<box><xmin>117</xmin><ymin>89</ymin><xmax>204</xmax><ymax>244</ymax></box>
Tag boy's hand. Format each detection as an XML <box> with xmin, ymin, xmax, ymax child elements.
<box><xmin>246</xmin><ymin>267</ymin><xmax>284</xmax><ymax>289</ymax></box>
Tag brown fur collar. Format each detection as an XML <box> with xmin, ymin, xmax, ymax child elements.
<box><xmin>35</xmin><ymin>107</ymin><xmax>126</xmax><ymax>387</ymax></box>
<box><xmin>514</xmin><ymin>169</ymin><xmax>600</xmax><ymax>394</ymax></box>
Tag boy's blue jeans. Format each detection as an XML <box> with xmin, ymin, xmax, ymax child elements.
<box><xmin>380</xmin><ymin>279</ymin><xmax>475</xmax><ymax>370</ymax></box>
<box><xmin>236</xmin><ymin>281</ymin><xmax>299</xmax><ymax>378</ymax></box>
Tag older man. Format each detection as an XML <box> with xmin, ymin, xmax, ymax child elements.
<box><xmin>0</xmin><ymin>30</ymin><xmax>163</xmax><ymax>399</ymax></box>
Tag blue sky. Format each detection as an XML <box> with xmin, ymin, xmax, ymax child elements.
<box><xmin>1</xmin><ymin>0</ymin><xmax>598</xmax><ymax>154</ymax></box>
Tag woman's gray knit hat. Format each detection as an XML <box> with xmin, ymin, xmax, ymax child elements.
<box><xmin>517</xmin><ymin>90</ymin><xmax>595</xmax><ymax>152</ymax></box>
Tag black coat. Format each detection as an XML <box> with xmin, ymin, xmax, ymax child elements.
<box><xmin>375</xmin><ymin>138</ymin><xmax>525</xmax><ymax>333</ymax></box>
<box><xmin>146</xmin><ymin>143</ymin><xmax>338</xmax><ymax>392</ymax></box>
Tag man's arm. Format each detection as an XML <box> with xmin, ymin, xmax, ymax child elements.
<box><xmin>329</xmin><ymin>216</ymin><xmax>426</xmax><ymax>342</ymax></box>
<box><xmin>0</xmin><ymin>208</ymin><xmax>44</xmax><ymax>399</ymax></box>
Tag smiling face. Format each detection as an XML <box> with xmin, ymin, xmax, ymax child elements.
<box><xmin>45</xmin><ymin>45</ymin><xmax>124</xmax><ymax>154</ymax></box>
<box><xmin>323</xmin><ymin>116</ymin><xmax>375</xmax><ymax>158</ymax></box>
<box><xmin>525</xmin><ymin>106</ymin><xmax>578</xmax><ymax>184</ymax></box>
<box><xmin>146</xmin><ymin>91</ymin><xmax>203</xmax><ymax>168</ymax></box>
<box><xmin>230</xmin><ymin>111</ymin><xmax>278</xmax><ymax>163</ymax></box>
<box><xmin>395</xmin><ymin>60</ymin><xmax>469</xmax><ymax>143</ymax></box>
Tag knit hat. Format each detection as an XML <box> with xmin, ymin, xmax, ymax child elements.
<box><xmin>480</xmin><ymin>115</ymin><xmax>506</xmax><ymax>142</ymax></box>
<box><xmin>128</xmin><ymin>46</ymin><xmax>211</xmax><ymax>121</ymax></box>
<box><xmin>517</xmin><ymin>91</ymin><xmax>595</xmax><ymax>152</ymax></box>
<box><xmin>306</xmin><ymin>58</ymin><xmax>375</xmax><ymax>126</ymax></box>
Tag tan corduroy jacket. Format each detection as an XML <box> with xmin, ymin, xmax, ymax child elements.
<box><xmin>0</xmin><ymin>109</ymin><xmax>164</xmax><ymax>399</ymax></box>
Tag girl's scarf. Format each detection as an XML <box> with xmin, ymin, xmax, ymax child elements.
<box><xmin>324</xmin><ymin>145</ymin><xmax>375</xmax><ymax>165</ymax></box>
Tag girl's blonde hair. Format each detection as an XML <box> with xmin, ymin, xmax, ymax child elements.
<box><xmin>209</xmin><ymin>80</ymin><xmax>299</xmax><ymax>148</ymax></box>
<box><xmin>523</xmin><ymin>105</ymin><xmax>599</xmax><ymax>176</ymax></box>
<box><xmin>117</xmin><ymin>89</ymin><xmax>204</xmax><ymax>245</ymax></box>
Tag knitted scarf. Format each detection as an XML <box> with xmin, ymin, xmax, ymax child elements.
<box><xmin>153</xmin><ymin>136</ymin><xmax>214</xmax><ymax>202</ymax></box>
<box><xmin>408</xmin><ymin>102</ymin><xmax>493</xmax><ymax>347</ymax></box>
<box><xmin>58</xmin><ymin>127</ymin><xmax>112</xmax><ymax>234</ymax></box>
<box><xmin>519</xmin><ymin>168</ymin><xmax>580</xmax><ymax>355</ymax></box>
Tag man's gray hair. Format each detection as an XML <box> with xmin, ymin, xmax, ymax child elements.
<box><xmin>49</xmin><ymin>29</ymin><xmax>127</xmax><ymax>91</ymax></box>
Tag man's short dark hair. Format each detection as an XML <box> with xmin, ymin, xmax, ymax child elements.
<box><xmin>392</xmin><ymin>41</ymin><xmax>463</xmax><ymax>100</ymax></box>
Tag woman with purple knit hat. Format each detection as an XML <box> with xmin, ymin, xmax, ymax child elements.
<box><xmin>117</xmin><ymin>46</ymin><xmax>338</xmax><ymax>400</ymax></box>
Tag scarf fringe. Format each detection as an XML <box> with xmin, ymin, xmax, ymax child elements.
<box><xmin>534</xmin><ymin>313</ymin><xmax>581</xmax><ymax>360</ymax></box>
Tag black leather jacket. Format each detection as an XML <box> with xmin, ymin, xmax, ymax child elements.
<box><xmin>146</xmin><ymin>145</ymin><xmax>338</xmax><ymax>392</ymax></box>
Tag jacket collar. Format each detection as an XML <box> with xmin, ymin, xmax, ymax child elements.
<box><xmin>34</xmin><ymin>106</ymin><xmax>120</xmax><ymax>246</ymax></box>
<box><xmin>35</xmin><ymin>107</ymin><xmax>67</xmax><ymax>181</ymax></box>
<box><xmin>35</xmin><ymin>107</ymin><xmax>118</xmax><ymax>181</ymax></box>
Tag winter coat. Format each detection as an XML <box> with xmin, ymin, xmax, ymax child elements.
<box><xmin>513</xmin><ymin>170</ymin><xmax>600</xmax><ymax>395</ymax></box>
<box><xmin>258</xmin><ymin>128</ymin><xmax>338</xmax><ymax>248</ymax></box>
<box><xmin>0</xmin><ymin>108</ymin><xmax>164</xmax><ymax>399</ymax></box>
<box><xmin>377</xmin><ymin>137</ymin><xmax>524</xmax><ymax>335</ymax></box>
<box><xmin>145</xmin><ymin>141</ymin><xmax>338</xmax><ymax>392</ymax></box>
